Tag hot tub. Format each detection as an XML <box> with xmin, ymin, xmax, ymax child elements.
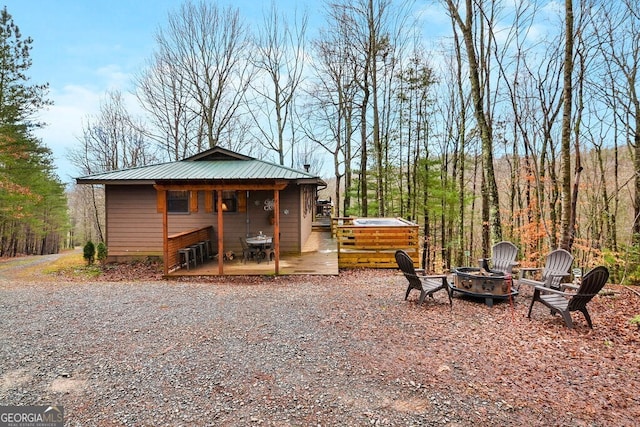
<box><xmin>352</xmin><ymin>218</ymin><xmax>414</xmax><ymax>226</ymax></box>
<box><xmin>337</xmin><ymin>217</ymin><xmax>419</xmax><ymax>268</ymax></box>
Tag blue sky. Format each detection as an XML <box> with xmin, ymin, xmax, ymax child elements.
<box><xmin>3</xmin><ymin>0</ymin><xmax>324</xmax><ymax>183</ymax></box>
<box><xmin>4</xmin><ymin>1</ymin><xmax>450</xmax><ymax>183</ymax></box>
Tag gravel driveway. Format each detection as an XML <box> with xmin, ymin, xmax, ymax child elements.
<box><xmin>1</xmin><ymin>267</ymin><xmax>638</xmax><ymax>426</ymax></box>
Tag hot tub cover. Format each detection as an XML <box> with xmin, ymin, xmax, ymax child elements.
<box><xmin>351</xmin><ymin>218</ymin><xmax>416</xmax><ymax>226</ymax></box>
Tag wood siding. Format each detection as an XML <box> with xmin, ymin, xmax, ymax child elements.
<box><xmin>300</xmin><ymin>185</ymin><xmax>313</xmax><ymax>249</ymax></box>
<box><xmin>241</xmin><ymin>186</ymin><xmax>302</xmax><ymax>254</ymax></box>
<box><xmin>105</xmin><ymin>184</ymin><xmax>305</xmax><ymax>261</ymax></box>
<box><xmin>106</xmin><ymin>185</ymin><xmax>163</xmax><ymax>258</ymax></box>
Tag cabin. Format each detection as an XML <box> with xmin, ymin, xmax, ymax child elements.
<box><xmin>76</xmin><ymin>147</ymin><xmax>326</xmax><ymax>275</ymax></box>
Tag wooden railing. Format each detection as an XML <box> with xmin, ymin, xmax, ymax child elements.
<box><xmin>167</xmin><ymin>226</ymin><xmax>214</xmax><ymax>271</ymax></box>
<box><xmin>330</xmin><ymin>217</ymin><xmax>355</xmax><ymax>237</ymax></box>
<box><xmin>336</xmin><ymin>220</ymin><xmax>419</xmax><ymax>268</ymax></box>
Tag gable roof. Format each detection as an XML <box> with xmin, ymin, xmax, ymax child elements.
<box><xmin>76</xmin><ymin>147</ymin><xmax>325</xmax><ymax>186</ymax></box>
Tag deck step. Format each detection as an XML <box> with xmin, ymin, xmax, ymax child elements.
<box><xmin>312</xmin><ymin>223</ymin><xmax>331</xmax><ymax>231</ymax></box>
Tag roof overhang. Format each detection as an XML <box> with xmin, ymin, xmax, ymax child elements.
<box><xmin>77</xmin><ymin>177</ymin><xmax>327</xmax><ymax>188</ymax></box>
<box><xmin>153</xmin><ymin>180</ymin><xmax>290</xmax><ymax>191</ymax></box>
<box><xmin>75</xmin><ymin>148</ymin><xmax>326</xmax><ymax>187</ymax></box>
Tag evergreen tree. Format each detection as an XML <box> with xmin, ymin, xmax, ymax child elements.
<box><xmin>0</xmin><ymin>7</ymin><xmax>68</xmax><ymax>256</ymax></box>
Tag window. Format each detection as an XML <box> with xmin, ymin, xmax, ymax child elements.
<box><xmin>167</xmin><ymin>190</ymin><xmax>189</xmax><ymax>213</ymax></box>
<box><xmin>214</xmin><ymin>191</ymin><xmax>238</xmax><ymax>212</ymax></box>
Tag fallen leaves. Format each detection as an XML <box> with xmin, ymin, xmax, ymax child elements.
<box><xmin>7</xmin><ymin>261</ymin><xmax>640</xmax><ymax>425</ymax></box>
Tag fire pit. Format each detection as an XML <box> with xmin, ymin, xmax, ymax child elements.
<box><xmin>449</xmin><ymin>267</ymin><xmax>517</xmax><ymax>307</ymax></box>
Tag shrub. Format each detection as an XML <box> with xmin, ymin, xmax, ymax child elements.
<box><xmin>83</xmin><ymin>241</ymin><xmax>96</xmax><ymax>265</ymax></box>
<box><xmin>96</xmin><ymin>242</ymin><xmax>108</xmax><ymax>266</ymax></box>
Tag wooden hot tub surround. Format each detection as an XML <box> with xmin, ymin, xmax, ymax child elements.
<box><xmin>336</xmin><ymin>217</ymin><xmax>419</xmax><ymax>269</ymax></box>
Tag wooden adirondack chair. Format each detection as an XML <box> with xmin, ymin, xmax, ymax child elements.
<box><xmin>518</xmin><ymin>249</ymin><xmax>574</xmax><ymax>290</ymax></box>
<box><xmin>395</xmin><ymin>250</ymin><xmax>452</xmax><ymax>306</ymax></box>
<box><xmin>481</xmin><ymin>241</ymin><xmax>519</xmax><ymax>274</ymax></box>
<box><xmin>527</xmin><ymin>266</ymin><xmax>609</xmax><ymax>328</ymax></box>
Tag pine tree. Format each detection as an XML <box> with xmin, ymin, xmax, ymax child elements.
<box><xmin>0</xmin><ymin>7</ymin><xmax>68</xmax><ymax>256</ymax></box>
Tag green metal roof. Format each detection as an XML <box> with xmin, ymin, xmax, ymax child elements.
<box><xmin>76</xmin><ymin>148</ymin><xmax>325</xmax><ymax>185</ymax></box>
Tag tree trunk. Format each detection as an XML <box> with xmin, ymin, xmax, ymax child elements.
<box><xmin>445</xmin><ymin>0</ymin><xmax>502</xmax><ymax>256</ymax></box>
<box><xmin>560</xmin><ymin>0</ymin><xmax>574</xmax><ymax>251</ymax></box>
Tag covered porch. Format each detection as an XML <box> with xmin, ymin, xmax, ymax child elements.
<box><xmin>157</xmin><ymin>181</ymin><xmax>293</xmax><ymax>276</ymax></box>
<box><xmin>167</xmin><ymin>229</ymin><xmax>338</xmax><ymax>276</ymax></box>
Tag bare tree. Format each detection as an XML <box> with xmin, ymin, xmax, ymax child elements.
<box><xmin>487</xmin><ymin>0</ymin><xmax>565</xmax><ymax>258</ymax></box>
<box><xmin>154</xmin><ymin>0</ymin><xmax>254</xmax><ymax>149</ymax></box>
<box><xmin>70</xmin><ymin>90</ymin><xmax>156</xmax><ymax>174</ymax></box>
<box><xmin>316</xmin><ymin>0</ymin><xmax>412</xmax><ymax>217</ymax></box>
<box><xmin>67</xmin><ymin>183</ymin><xmax>104</xmax><ymax>247</ymax></box>
<box><xmin>135</xmin><ymin>51</ymin><xmax>204</xmax><ymax>161</ymax></box>
<box><xmin>444</xmin><ymin>0</ymin><xmax>502</xmax><ymax>255</ymax></box>
<box><xmin>593</xmin><ymin>0</ymin><xmax>640</xmax><ymax>245</ymax></box>
<box><xmin>68</xmin><ymin>90</ymin><xmax>157</xmax><ymax>242</ymax></box>
<box><xmin>305</xmin><ymin>3</ymin><xmax>361</xmax><ymax>217</ymax></box>
<box><xmin>248</xmin><ymin>2</ymin><xmax>308</xmax><ymax>166</ymax></box>
<box><xmin>559</xmin><ymin>0</ymin><xmax>576</xmax><ymax>251</ymax></box>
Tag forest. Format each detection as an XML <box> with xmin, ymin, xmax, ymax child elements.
<box><xmin>0</xmin><ymin>7</ymin><xmax>68</xmax><ymax>257</ymax></box>
<box><xmin>2</xmin><ymin>1</ymin><xmax>639</xmax><ymax>284</ymax></box>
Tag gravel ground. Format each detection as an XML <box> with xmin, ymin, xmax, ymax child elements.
<box><xmin>1</xmin><ymin>267</ymin><xmax>639</xmax><ymax>426</ymax></box>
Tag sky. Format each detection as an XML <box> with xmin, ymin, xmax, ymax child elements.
<box><xmin>3</xmin><ymin>0</ymin><xmax>329</xmax><ymax>184</ymax></box>
<box><xmin>4</xmin><ymin>0</ymin><xmax>453</xmax><ymax>184</ymax></box>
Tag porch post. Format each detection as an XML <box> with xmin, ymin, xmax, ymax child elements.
<box><xmin>157</xmin><ymin>188</ymin><xmax>168</xmax><ymax>276</ymax></box>
<box><xmin>163</xmin><ymin>206</ymin><xmax>168</xmax><ymax>276</ymax></box>
<box><xmin>274</xmin><ymin>189</ymin><xmax>280</xmax><ymax>274</ymax></box>
<box><xmin>216</xmin><ymin>190</ymin><xmax>224</xmax><ymax>274</ymax></box>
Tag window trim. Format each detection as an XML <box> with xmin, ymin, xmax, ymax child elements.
<box><xmin>213</xmin><ymin>190</ymin><xmax>238</xmax><ymax>213</ymax></box>
<box><xmin>167</xmin><ymin>190</ymin><xmax>190</xmax><ymax>214</ymax></box>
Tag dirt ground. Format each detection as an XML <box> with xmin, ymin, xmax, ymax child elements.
<box><xmin>0</xmin><ymin>255</ymin><xmax>638</xmax><ymax>426</ymax></box>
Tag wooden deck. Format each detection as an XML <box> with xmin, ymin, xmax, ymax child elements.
<box><xmin>167</xmin><ymin>230</ymin><xmax>338</xmax><ymax>276</ymax></box>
